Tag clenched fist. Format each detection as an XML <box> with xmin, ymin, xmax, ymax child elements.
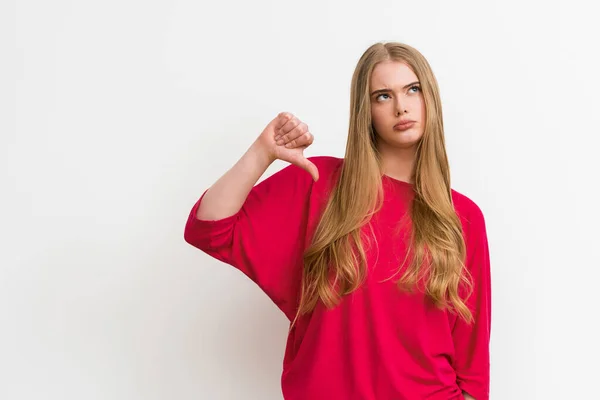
<box><xmin>255</xmin><ymin>112</ymin><xmax>319</xmax><ymax>181</ymax></box>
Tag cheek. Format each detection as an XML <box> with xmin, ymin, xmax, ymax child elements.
<box><xmin>417</xmin><ymin>98</ymin><xmax>426</xmax><ymax>117</ymax></box>
<box><xmin>371</xmin><ymin>107</ymin><xmax>388</xmax><ymax>129</ymax></box>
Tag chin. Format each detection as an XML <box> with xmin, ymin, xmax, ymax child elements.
<box><xmin>382</xmin><ymin>131</ymin><xmax>422</xmax><ymax>149</ymax></box>
<box><xmin>392</xmin><ymin>141</ymin><xmax>420</xmax><ymax>150</ymax></box>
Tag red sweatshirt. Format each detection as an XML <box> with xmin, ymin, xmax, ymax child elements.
<box><xmin>184</xmin><ymin>156</ymin><xmax>491</xmax><ymax>400</ymax></box>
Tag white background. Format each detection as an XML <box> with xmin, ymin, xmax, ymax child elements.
<box><xmin>2</xmin><ymin>0</ymin><xmax>599</xmax><ymax>399</ymax></box>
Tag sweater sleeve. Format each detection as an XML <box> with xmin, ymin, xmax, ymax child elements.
<box><xmin>183</xmin><ymin>161</ymin><xmax>317</xmax><ymax>320</ymax></box>
<box><xmin>452</xmin><ymin>204</ymin><xmax>492</xmax><ymax>400</ymax></box>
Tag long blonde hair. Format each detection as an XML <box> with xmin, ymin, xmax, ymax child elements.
<box><xmin>294</xmin><ymin>42</ymin><xmax>473</xmax><ymax>328</ymax></box>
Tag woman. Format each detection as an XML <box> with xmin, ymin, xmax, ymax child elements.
<box><xmin>184</xmin><ymin>42</ymin><xmax>491</xmax><ymax>400</ymax></box>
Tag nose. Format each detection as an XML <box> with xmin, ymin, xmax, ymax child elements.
<box><xmin>395</xmin><ymin>98</ymin><xmax>406</xmax><ymax>115</ymax></box>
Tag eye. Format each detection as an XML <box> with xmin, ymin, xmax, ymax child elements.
<box><xmin>376</xmin><ymin>93</ymin><xmax>391</xmax><ymax>101</ymax></box>
<box><xmin>409</xmin><ymin>85</ymin><xmax>421</xmax><ymax>93</ymax></box>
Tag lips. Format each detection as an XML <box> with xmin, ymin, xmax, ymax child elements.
<box><xmin>393</xmin><ymin>120</ymin><xmax>416</xmax><ymax>130</ymax></box>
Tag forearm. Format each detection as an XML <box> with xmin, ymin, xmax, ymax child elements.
<box><xmin>195</xmin><ymin>141</ymin><xmax>273</xmax><ymax>220</ymax></box>
<box><xmin>463</xmin><ymin>392</ymin><xmax>476</xmax><ymax>400</ymax></box>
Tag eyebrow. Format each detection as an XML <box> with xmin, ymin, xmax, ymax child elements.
<box><xmin>370</xmin><ymin>81</ymin><xmax>420</xmax><ymax>96</ymax></box>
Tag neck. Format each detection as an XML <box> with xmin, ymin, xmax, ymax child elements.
<box><xmin>377</xmin><ymin>142</ymin><xmax>417</xmax><ymax>184</ymax></box>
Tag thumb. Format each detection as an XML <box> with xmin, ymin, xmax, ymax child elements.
<box><xmin>295</xmin><ymin>156</ymin><xmax>319</xmax><ymax>182</ymax></box>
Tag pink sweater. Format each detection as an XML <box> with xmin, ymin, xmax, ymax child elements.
<box><xmin>184</xmin><ymin>156</ymin><xmax>491</xmax><ymax>400</ymax></box>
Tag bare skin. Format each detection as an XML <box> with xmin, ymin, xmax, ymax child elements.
<box><xmin>195</xmin><ymin>71</ymin><xmax>479</xmax><ymax>400</ymax></box>
<box><xmin>195</xmin><ymin>112</ymin><xmax>317</xmax><ymax>221</ymax></box>
<box><xmin>370</xmin><ymin>60</ymin><xmax>426</xmax><ymax>184</ymax></box>
<box><xmin>198</xmin><ymin>61</ymin><xmax>427</xmax><ymax>220</ymax></box>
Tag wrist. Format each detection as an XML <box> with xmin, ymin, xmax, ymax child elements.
<box><xmin>248</xmin><ymin>140</ymin><xmax>276</xmax><ymax>168</ymax></box>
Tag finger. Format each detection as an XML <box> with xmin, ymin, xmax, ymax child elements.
<box><xmin>276</xmin><ymin>116</ymin><xmax>301</xmax><ymax>138</ymax></box>
<box><xmin>290</xmin><ymin>154</ymin><xmax>319</xmax><ymax>181</ymax></box>
<box><xmin>276</xmin><ymin>118</ymin><xmax>300</xmax><ymax>138</ymax></box>
<box><xmin>274</xmin><ymin>112</ymin><xmax>293</xmax><ymax>130</ymax></box>
<box><xmin>278</xmin><ymin>122</ymin><xmax>308</xmax><ymax>145</ymax></box>
<box><xmin>299</xmin><ymin>158</ymin><xmax>319</xmax><ymax>182</ymax></box>
<box><xmin>285</xmin><ymin>132</ymin><xmax>313</xmax><ymax>148</ymax></box>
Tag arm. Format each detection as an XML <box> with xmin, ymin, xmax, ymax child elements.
<box><xmin>196</xmin><ymin>112</ymin><xmax>318</xmax><ymax>221</ymax></box>
<box><xmin>195</xmin><ymin>141</ymin><xmax>273</xmax><ymax>221</ymax></box>
<box><xmin>452</xmin><ymin>205</ymin><xmax>492</xmax><ymax>400</ymax></box>
<box><xmin>184</xmin><ymin>113</ymin><xmax>319</xmax><ymax>319</ymax></box>
<box><xmin>463</xmin><ymin>392</ymin><xmax>476</xmax><ymax>400</ymax></box>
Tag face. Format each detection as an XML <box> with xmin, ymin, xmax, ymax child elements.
<box><xmin>369</xmin><ymin>61</ymin><xmax>425</xmax><ymax>150</ymax></box>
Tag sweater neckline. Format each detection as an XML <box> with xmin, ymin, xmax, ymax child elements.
<box><xmin>382</xmin><ymin>174</ymin><xmax>414</xmax><ymax>187</ymax></box>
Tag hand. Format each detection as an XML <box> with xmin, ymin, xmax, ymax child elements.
<box><xmin>255</xmin><ymin>112</ymin><xmax>319</xmax><ymax>181</ymax></box>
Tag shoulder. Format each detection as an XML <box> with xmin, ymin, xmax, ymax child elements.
<box><xmin>451</xmin><ymin>188</ymin><xmax>487</xmax><ymax>237</ymax></box>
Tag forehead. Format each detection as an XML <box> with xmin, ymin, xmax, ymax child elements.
<box><xmin>370</xmin><ymin>61</ymin><xmax>418</xmax><ymax>89</ymax></box>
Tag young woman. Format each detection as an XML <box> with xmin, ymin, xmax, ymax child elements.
<box><xmin>184</xmin><ymin>42</ymin><xmax>491</xmax><ymax>400</ymax></box>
